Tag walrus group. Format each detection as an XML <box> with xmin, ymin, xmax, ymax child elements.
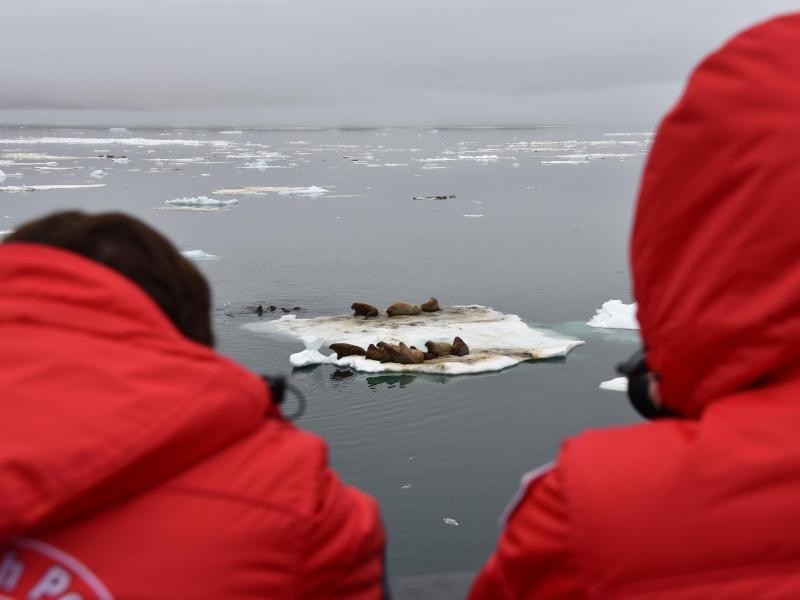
<box><xmin>329</xmin><ymin>297</ymin><xmax>470</xmax><ymax>365</ymax></box>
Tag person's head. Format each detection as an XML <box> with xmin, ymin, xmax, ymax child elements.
<box><xmin>4</xmin><ymin>211</ymin><xmax>214</xmax><ymax>347</ymax></box>
<box><xmin>630</xmin><ymin>13</ymin><xmax>800</xmax><ymax>417</ymax></box>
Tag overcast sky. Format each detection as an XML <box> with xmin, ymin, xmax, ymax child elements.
<box><xmin>1</xmin><ymin>0</ymin><xmax>796</xmax><ymax>129</ymax></box>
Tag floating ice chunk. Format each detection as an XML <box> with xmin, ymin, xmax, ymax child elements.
<box><xmin>219</xmin><ymin>130</ymin><xmax>243</xmax><ymax>134</ymax></box>
<box><xmin>401</xmin><ymin>483</ymin><xmax>412</xmax><ymax>489</ymax></box>
<box><xmin>443</xmin><ymin>517</ymin><xmax>459</xmax><ymax>527</ymax></box>
<box><xmin>587</xmin><ymin>300</ymin><xmax>639</xmax><ymax>330</ymax></box>
<box><xmin>462</xmin><ymin>214</ymin><xmax>483</xmax><ymax>218</ymax></box>
<box><xmin>213</xmin><ymin>185</ymin><xmax>328</xmax><ymax>197</ymax></box>
<box><xmin>163</xmin><ymin>196</ymin><xmax>238</xmax><ymax>208</ymax></box>
<box><xmin>246</xmin><ymin>305</ymin><xmax>583</xmax><ymax>375</ymax></box>
<box><xmin>109</xmin><ymin>127</ymin><xmax>129</xmax><ymax>133</ymax></box>
<box><xmin>181</xmin><ymin>250</ymin><xmax>220</xmax><ymax>261</ymax></box>
<box><xmin>0</xmin><ymin>170</ymin><xmax>4</xmax><ymax>183</ymax></box>
<box><xmin>600</xmin><ymin>377</ymin><xmax>628</xmax><ymax>392</ymax></box>
<box><xmin>541</xmin><ymin>160</ymin><xmax>590</xmax><ymax>165</ymax></box>
<box><xmin>89</xmin><ymin>169</ymin><xmax>107</xmax><ymax>179</ymax></box>
<box><xmin>0</xmin><ymin>184</ymin><xmax>105</xmax><ymax>192</ymax></box>
<box><xmin>112</xmin><ymin>157</ymin><xmax>129</xmax><ymax>164</ymax></box>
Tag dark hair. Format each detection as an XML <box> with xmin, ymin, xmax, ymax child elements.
<box><xmin>5</xmin><ymin>211</ymin><xmax>214</xmax><ymax>347</ymax></box>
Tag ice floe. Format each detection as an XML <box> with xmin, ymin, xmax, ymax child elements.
<box><xmin>163</xmin><ymin>196</ymin><xmax>238</xmax><ymax>208</ymax></box>
<box><xmin>89</xmin><ymin>169</ymin><xmax>107</xmax><ymax>179</ymax></box>
<box><xmin>599</xmin><ymin>377</ymin><xmax>628</xmax><ymax>392</ymax></box>
<box><xmin>462</xmin><ymin>214</ymin><xmax>484</xmax><ymax>218</ymax></box>
<box><xmin>0</xmin><ymin>184</ymin><xmax>105</xmax><ymax>192</ymax></box>
<box><xmin>213</xmin><ymin>185</ymin><xmax>329</xmax><ymax>197</ymax></box>
<box><xmin>109</xmin><ymin>127</ymin><xmax>129</xmax><ymax>133</ymax></box>
<box><xmin>586</xmin><ymin>300</ymin><xmax>639</xmax><ymax>330</ymax></box>
<box><xmin>244</xmin><ymin>305</ymin><xmax>583</xmax><ymax>375</ymax></box>
<box><xmin>0</xmin><ymin>170</ymin><xmax>4</xmax><ymax>183</ymax></box>
<box><xmin>181</xmin><ymin>250</ymin><xmax>220</xmax><ymax>261</ymax></box>
<box><xmin>0</xmin><ymin>137</ymin><xmax>234</xmax><ymax>148</ymax></box>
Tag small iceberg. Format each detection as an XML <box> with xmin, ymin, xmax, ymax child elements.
<box><xmin>587</xmin><ymin>300</ymin><xmax>639</xmax><ymax>330</ymax></box>
<box><xmin>244</xmin><ymin>305</ymin><xmax>583</xmax><ymax>375</ymax></box>
<box><xmin>89</xmin><ymin>169</ymin><xmax>107</xmax><ymax>179</ymax></box>
<box><xmin>181</xmin><ymin>250</ymin><xmax>220</xmax><ymax>261</ymax></box>
<box><xmin>443</xmin><ymin>517</ymin><xmax>460</xmax><ymax>527</ymax></box>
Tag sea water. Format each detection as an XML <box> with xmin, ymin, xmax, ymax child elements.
<box><xmin>0</xmin><ymin>125</ymin><xmax>644</xmax><ymax>582</ymax></box>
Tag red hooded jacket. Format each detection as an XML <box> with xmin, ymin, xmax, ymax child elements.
<box><xmin>470</xmin><ymin>13</ymin><xmax>800</xmax><ymax>599</ymax></box>
<box><xmin>0</xmin><ymin>243</ymin><xmax>386</xmax><ymax>599</ymax></box>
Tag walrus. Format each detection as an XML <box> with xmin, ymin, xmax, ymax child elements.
<box><xmin>424</xmin><ymin>341</ymin><xmax>453</xmax><ymax>358</ymax></box>
<box><xmin>352</xmin><ymin>302</ymin><xmax>379</xmax><ymax>318</ymax></box>
<box><xmin>329</xmin><ymin>343</ymin><xmax>367</xmax><ymax>359</ymax></box>
<box><xmin>452</xmin><ymin>336</ymin><xmax>469</xmax><ymax>356</ymax></box>
<box><xmin>386</xmin><ymin>302</ymin><xmax>421</xmax><ymax>317</ymax></box>
<box><xmin>420</xmin><ymin>297</ymin><xmax>440</xmax><ymax>312</ymax></box>
<box><xmin>380</xmin><ymin>342</ymin><xmax>425</xmax><ymax>364</ymax></box>
<box><xmin>366</xmin><ymin>343</ymin><xmax>391</xmax><ymax>362</ymax></box>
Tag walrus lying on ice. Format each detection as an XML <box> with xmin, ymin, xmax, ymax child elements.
<box><xmin>378</xmin><ymin>341</ymin><xmax>425</xmax><ymax>364</ymax></box>
<box><xmin>420</xmin><ymin>297</ymin><xmax>440</xmax><ymax>312</ymax></box>
<box><xmin>386</xmin><ymin>302</ymin><xmax>421</xmax><ymax>317</ymax></box>
<box><xmin>329</xmin><ymin>343</ymin><xmax>367</xmax><ymax>359</ymax></box>
<box><xmin>352</xmin><ymin>302</ymin><xmax>379</xmax><ymax>317</ymax></box>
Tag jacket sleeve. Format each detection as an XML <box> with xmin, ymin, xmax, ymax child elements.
<box><xmin>468</xmin><ymin>464</ymin><xmax>581</xmax><ymax>599</ymax></box>
<box><xmin>299</xmin><ymin>465</ymin><xmax>387</xmax><ymax>599</ymax></box>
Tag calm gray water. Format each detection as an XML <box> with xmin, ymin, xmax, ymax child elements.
<box><xmin>0</xmin><ymin>126</ymin><xmax>645</xmax><ymax>584</ymax></box>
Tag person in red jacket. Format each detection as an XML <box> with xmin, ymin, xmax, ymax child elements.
<box><xmin>0</xmin><ymin>211</ymin><xmax>387</xmax><ymax>599</ymax></box>
<box><xmin>470</xmin><ymin>12</ymin><xmax>800</xmax><ymax>599</ymax></box>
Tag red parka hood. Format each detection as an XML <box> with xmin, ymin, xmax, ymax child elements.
<box><xmin>0</xmin><ymin>243</ymin><xmax>269</xmax><ymax>538</ymax></box>
<box><xmin>632</xmin><ymin>13</ymin><xmax>800</xmax><ymax>417</ymax></box>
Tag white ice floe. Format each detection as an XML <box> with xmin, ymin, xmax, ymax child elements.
<box><xmin>89</xmin><ymin>169</ymin><xmax>107</xmax><ymax>179</ymax></box>
<box><xmin>181</xmin><ymin>250</ymin><xmax>220</xmax><ymax>261</ymax></box>
<box><xmin>219</xmin><ymin>130</ymin><xmax>243</xmax><ymax>134</ymax></box>
<box><xmin>599</xmin><ymin>377</ymin><xmax>628</xmax><ymax>392</ymax></box>
<box><xmin>541</xmin><ymin>159</ymin><xmax>590</xmax><ymax>165</ymax></box>
<box><xmin>462</xmin><ymin>214</ymin><xmax>484</xmax><ymax>218</ymax></box>
<box><xmin>109</xmin><ymin>127</ymin><xmax>129</xmax><ymax>133</ymax></box>
<box><xmin>244</xmin><ymin>305</ymin><xmax>583</xmax><ymax>375</ymax></box>
<box><xmin>0</xmin><ymin>137</ymin><xmax>234</xmax><ymax>148</ymax></box>
<box><xmin>163</xmin><ymin>196</ymin><xmax>238</xmax><ymax>208</ymax></box>
<box><xmin>586</xmin><ymin>300</ymin><xmax>639</xmax><ymax>330</ymax></box>
<box><xmin>0</xmin><ymin>184</ymin><xmax>105</xmax><ymax>192</ymax></box>
<box><xmin>443</xmin><ymin>518</ymin><xmax>459</xmax><ymax>527</ymax></box>
<box><xmin>213</xmin><ymin>185</ymin><xmax>329</xmax><ymax>197</ymax></box>
<box><xmin>0</xmin><ymin>170</ymin><xmax>4</xmax><ymax>183</ymax></box>
<box><xmin>112</xmin><ymin>157</ymin><xmax>129</xmax><ymax>164</ymax></box>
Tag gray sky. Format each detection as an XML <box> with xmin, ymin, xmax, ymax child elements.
<box><xmin>1</xmin><ymin>0</ymin><xmax>796</xmax><ymax>128</ymax></box>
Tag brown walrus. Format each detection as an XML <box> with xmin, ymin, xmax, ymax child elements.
<box><xmin>420</xmin><ymin>297</ymin><xmax>440</xmax><ymax>312</ymax></box>
<box><xmin>380</xmin><ymin>342</ymin><xmax>425</xmax><ymax>364</ymax></box>
<box><xmin>329</xmin><ymin>343</ymin><xmax>367</xmax><ymax>359</ymax></box>
<box><xmin>351</xmin><ymin>302</ymin><xmax>379</xmax><ymax>318</ymax></box>
<box><xmin>386</xmin><ymin>302</ymin><xmax>421</xmax><ymax>317</ymax></box>
<box><xmin>424</xmin><ymin>341</ymin><xmax>453</xmax><ymax>358</ymax></box>
<box><xmin>452</xmin><ymin>336</ymin><xmax>470</xmax><ymax>356</ymax></box>
<box><xmin>366</xmin><ymin>343</ymin><xmax>391</xmax><ymax>362</ymax></box>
